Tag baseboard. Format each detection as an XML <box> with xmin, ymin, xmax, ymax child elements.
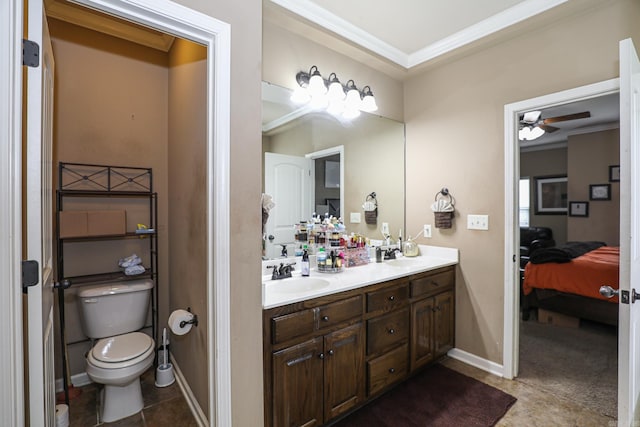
<box><xmin>55</xmin><ymin>372</ymin><xmax>92</xmax><ymax>392</ymax></box>
<box><xmin>172</xmin><ymin>355</ymin><xmax>209</xmax><ymax>427</ymax></box>
<box><xmin>447</xmin><ymin>347</ymin><xmax>505</xmax><ymax>377</ymax></box>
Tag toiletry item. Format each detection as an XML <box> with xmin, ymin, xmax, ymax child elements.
<box><xmin>398</xmin><ymin>229</ymin><xmax>403</xmax><ymax>252</ymax></box>
<box><xmin>375</xmin><ymin>247</ymin><xmax>382</xmax><ymax>263</ymax></box>
<box><xmin>403</xmin><ymin>237</ymin><xmax>419</xmax><ymax>257</ymax></box>
<box><xmin>301</xmin><ymin>250</ymin><xmax>310</xmax><ymax>276</ymax></box>
<box><xmin>317</xmin><ymin>247</ymin><xmax>327</xmax><ymax>264</ymax></box>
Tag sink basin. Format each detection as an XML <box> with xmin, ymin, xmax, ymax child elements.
<box><xmin>384</xmin><ymin>257</ymin><xmax>423</xmax><ymax>267</ymax></box>
<box><xmin>267</xmin><ymin>277</ymin><xmax>331</xmax><ymax>294</ymax></box>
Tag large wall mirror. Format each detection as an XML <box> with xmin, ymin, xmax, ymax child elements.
<box><xmin>262</xmin><ymin>82</ymin><xmax>405</xmax><ymax>259</ymax></box>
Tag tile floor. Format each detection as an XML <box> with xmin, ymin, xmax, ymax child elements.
<box><xmin>442</xmin><ymin>358</ymin><xmax>616</xmax><ymax>427</ymax></box>
<box><xmin>68</xmin><ymin>368</ymin><xmax>197</xmax><ymax>427</ymax></box>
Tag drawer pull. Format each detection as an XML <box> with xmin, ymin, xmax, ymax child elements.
<box><xmin>388</xmin><ymin>328</ymin><xmax>395</xmax><ymax>334</ymax></box>
<box><xmin>388</xmin><ymin>367</ymin><xmax>395</xmax><ymax>374</ymax></box>
<box><xmin>388</xmin><ymin>295</ymin><xmax>395</xmax><ymax>301</ymax></box>
<box><xmin>328</xmin><ymin>349</ymin><xmax>334</xmax><ymax>356</ymax></box>
<box><xmin>322</xmin><ymin>315</ymin><xmax>330</xmax><ymax>322</ymax></box>
<box><xmin>319</xmin><ymin>353</ymin><xmax>325</xmax><ymax>359</ymax></box>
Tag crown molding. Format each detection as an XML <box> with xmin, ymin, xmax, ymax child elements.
<box><xmin>270</xmin><ymin>0</ymin><xmax>568</xmax><ymax>70</ymax></box>
<box><xmin>408</xmin><ymin>0</ymin><xmax>569</xmax><ymax>68</ymax></box>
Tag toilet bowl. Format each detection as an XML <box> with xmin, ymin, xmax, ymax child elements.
<box><xmin>86</xmin><ymin>332</ymin><xmax>155</xmax><ymax>423</ymax></box>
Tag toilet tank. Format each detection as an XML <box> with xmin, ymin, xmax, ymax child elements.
<box><xmin>78</xmin><ymin>279</ymin><xmax>153</xmax><ymax>339</ymax></box>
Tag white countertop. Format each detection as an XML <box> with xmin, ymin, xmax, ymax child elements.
<box><xmin>262</xmin><ymin>245</ymin><xmax>458</xmax><ymax>309</ymax></box>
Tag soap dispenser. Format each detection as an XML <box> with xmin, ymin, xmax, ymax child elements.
<box><xmin>301</xmin><ymin>249</ymin><xmax>310</xmax><ymax>276</ymax></box>
<box><xmin>402</xmin><ymin>236</ymin><xmax>419</xmax><ymax>257</ymax></box>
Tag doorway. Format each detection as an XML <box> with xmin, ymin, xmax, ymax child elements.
<box><xmin>504</xmin><ymin>79</ymin><xmax>620</xmax><ymax>380</ymax></box>
<box><xmin>5</xmin><ymin>0</ymin><xmax>231</xmax><ymax>425</ymax></box>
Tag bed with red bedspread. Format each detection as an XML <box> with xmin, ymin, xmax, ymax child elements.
<box><xmin>522</xmin><ymin>243</ymin><xmax>619</xmax><ymax>326</ymax></box>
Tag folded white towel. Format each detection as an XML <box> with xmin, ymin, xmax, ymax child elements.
<box><xmin>431</xmin><ymin>200</ymin><xmax>454</xmax><ymax>212</ymax></box>
<box><xmin>118</xmin><ymin>254</ymin><xmax>142</xmax><ymax>268</ymax></box>
<box><xmin>262</xmin><ymin>193</ymin><xmax>275</xmax><ymax>212</ymax></box>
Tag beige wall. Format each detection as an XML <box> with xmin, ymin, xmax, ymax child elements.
<box><xmin>49</xmin><ymin>19</ymin><xmax>170</xmax><ymax>379</ymax></box>
<box><xmin>172</xmin><ymin>1</ymin><xmax>264</xmax><ymax>425</ymax></box>
<box><xmin>167</xmin><ymin>38</ymin><xmax>209</xmax><ymax>415</ymax></box>
<box><xmin>567</xmin><ymin>128</ymin><xmax>620</xmax><ymax>245</ymax></box>
<box><xmin>404</xmin><ymin>0</ymin><xmax>640</xmax><ymax>363</ymax></box>
<box><xmin>520</xmin><ymin>148</ymin><xmax>568</xmax><ymax>244</ymax></box>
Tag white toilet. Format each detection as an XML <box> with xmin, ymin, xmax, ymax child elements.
<box><xmin>78</xmin><ymin>279</ymin><xmax>155</xmax><ymax>423</ymax></box>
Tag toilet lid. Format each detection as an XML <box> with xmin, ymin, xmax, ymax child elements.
<box><xmin>92</xmin><ymin>332</ymin><xmax>154</xmax><ymax>363</ymax></box>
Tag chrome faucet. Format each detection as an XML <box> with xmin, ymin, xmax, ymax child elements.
<box><xmin>267</xmin><ymin>262</ymin><xmax>296</xmax><ymax>280</ymax></box>
<box><xmin>384</xmin><ymin>248</ymin><xmax>400</xmax><ymax>260</ymax></box>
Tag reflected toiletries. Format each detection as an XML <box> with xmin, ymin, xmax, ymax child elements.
<box><xmin>301</xmin><ymin>250</ymin><xmax>310</xmax><ymax>276</ymax></box>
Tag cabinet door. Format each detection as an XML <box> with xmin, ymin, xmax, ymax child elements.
<box><xmin>272</xmin><ymin>338</ymin><xmax>324</xmax><ymax>427</ymax></box>
<box><xmin>323</xmin><ymin>323</ymin><xmax>365</xmax><ymax>421</ymax></box>
<box><xmin>410</xmin><ymin>298</ymin><xmax>435</xmax><ymax>371</ymax></box>
<box><xmin>434</xmin><ymin>291</ymin><xmax>454</xmax><ymax>357</ymax></box>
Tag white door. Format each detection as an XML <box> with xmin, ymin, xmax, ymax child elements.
<box><xmin>26</xmin><ymin>1</ymin><xmax>56</xmax><ymax>425</ymax></box>
<box><xmin>264</xmin><ymin>152</ymin><xmax>313</xmax><ymax>259</ymax></box>
<box><xmin>618</xmin><ymin>38</ymin><xmax>640</xmax><ymax>426</ymax></box>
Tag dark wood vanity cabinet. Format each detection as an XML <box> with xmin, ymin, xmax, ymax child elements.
<box><xmin>263</xmin><ymin>266</ymin><xmax>455</xmax><ymax>427</ymax></box>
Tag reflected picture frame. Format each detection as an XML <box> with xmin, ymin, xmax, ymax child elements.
<box><xmin>590</xmin><ymin>184</ymin><xmax>611</xmax><ymax>201</ymax></box>
<box><xmin>569</xmin><ymin>201</ymin><xmax>589</xmax><ymax>217</ymax></box>
<box><xmin>534</xmin><ymin>175</ymin><xmax>568</xmax><ymax>215</ymax></box>
<box><xmin>609</xmin><ymin>165</ymin><xmax>620</xmax><ymax>182</ymax></box>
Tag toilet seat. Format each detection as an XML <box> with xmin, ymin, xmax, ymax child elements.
<box><xmin>88</xmin><ymin>332</ymin><xmax>154</xmax><ymax>369</ymax></box>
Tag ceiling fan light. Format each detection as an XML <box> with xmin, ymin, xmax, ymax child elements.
<box><xmin>529</xmin><ymin>126</ymin><xmax>545</xmax><ymax>139</ymax></box>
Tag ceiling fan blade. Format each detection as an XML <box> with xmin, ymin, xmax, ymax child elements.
<box><xmin>542</xmin><ymin>111</ymin><xmax>591</xmax><ymax>124</ymax></box>
<box><xmin>538</xmin><ymin>124</ymin><xmax>559</xmax><ymax>133</ymax></box>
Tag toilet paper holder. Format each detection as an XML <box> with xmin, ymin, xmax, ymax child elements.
<box><xmin>180</xmin><ymin>307</ymin><xmax>198</xmax><ymax>328</ymax></box>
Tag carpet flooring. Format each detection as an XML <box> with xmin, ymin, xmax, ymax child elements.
<box><xmin>331</xmin><ymin>364</ymin><xmax>516</xmax><ymax>427</ymax></box>
<box><xmin>518</xmin><ymin>318</ymin><xmax>618</xmax><ymax>418</ymax></box>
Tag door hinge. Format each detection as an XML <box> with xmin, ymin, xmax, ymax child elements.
<box><xmin>22</xmin><ymin>39</ymin><xmax>39</xmax><ymax>68</ymax></box>
<box><xmin>22</xmin><ymin>260</ymin><xmax>39</xmax><ymax>293</ymax></box>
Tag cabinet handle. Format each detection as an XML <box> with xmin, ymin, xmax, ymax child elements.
<box><xmin>319</xmin><ymin>353</ymin><xmax>325</xmax><ymax>359</ymax></box>
<box><xmin>388</xmin><ymin>295</ymin><xmax>395</xmax><ymax>301</ymax></box>
<box><xmin>388</xmin><ymin>367</ymin><xmax>395</xmax><ymax>374</ymax></box>
<box><xmin>328</xmin><ymin>349</ymin><xmax>334</xmax><ymax>356</ymax></box>
<box><xmin>322</xmin><ymin>315</ymin><xmax>330</xmax><ymax>322</ymax></box>
<box><xmin>388</xmin><ymin>328</ymin><xmax>395</xmax><ymax>334</ymax></box>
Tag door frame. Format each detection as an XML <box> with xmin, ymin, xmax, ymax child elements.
<box><xmin>306</xmin><ymin>145</ymin><xmax>345</xmax><ymax>220</ymax></box>
<box><xmin>0</xmin><ymin>1</ymin><xmax>25</xmax><ymax>425</ymax></box>
<box><xmin>1</xmin><ymin>0</ymin><xmax>232</xmax><ymax>425</ymax></box>
<box><xmin>502</xmin><ymin>78</ymin><xmax>620</xmax><ymax>379</ymax></box>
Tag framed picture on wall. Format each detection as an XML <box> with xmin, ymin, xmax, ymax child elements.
<box><xmin>590</xmin><ymin>184</ymin><xmax>611</xmax><ymax>201</ymax></box>
<box><xmin>534</xmin><ymin>175</ymin><xmax>568</xmax><ymax>215</ymax></box>
<box><xmin>569</xmin><ymin>201</ymin><xmax>589</xmax><ymax>217</ymax></box>
<box><xmin>609</xmin><ymin>165</ymin><xmax>620</xmax><ymax>182</ymax></box>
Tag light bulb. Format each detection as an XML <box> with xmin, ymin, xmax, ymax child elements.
<box><xmin>327</xmin><ymin>81</ymin><xmax>345</xmax><ymax>101</ymax></box>
<box><xmin>308</xmin><ymin>74</ymin><xmax>327</xmax><ymax>97</ymax></box>
<box><xmin>361</xmin><ymin>94</ymin><xmax>378</xmax><ymax>112</ymax></box>
<box><xmin>345</xmin><ymin>88</ymin><xmax>361</xmax><ymax>110</ymax></box>
<box><xmin>290</xmin><ymin>86</ymin><xmax>310</xmax><ymax>105</ymax></box>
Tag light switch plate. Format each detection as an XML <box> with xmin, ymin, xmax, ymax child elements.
<box><xmin>350</xmin><ymin>212</ymin><xmax>361</xmax><ymax>223</ymax></box>
<box><xmin>467</xmin><ymin>214</ymin><xmax>489</xmax><ymax>230</ymax></box>
<box><xmin>381</xmin><ymin>222</ymin><xmax>389</xmax><ymax>235</ymax></box>
<box><xmin>423</xmin><ymin>224</ymin><xmax>432</xmax><ymax>238</ymax></box>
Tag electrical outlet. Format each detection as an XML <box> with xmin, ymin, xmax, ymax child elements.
<box><xmin>381</xmin><ymin>222</ymin><xmax>389</xmax><ymax>235</ymax></box>
<box><xmin>423</xmin><ymin>224</ymin><xmax>432</xmax><ymax>238</ymax></box>
<box><xmin>467</xmin><ymin>214</ymin><xmax>489</xmax><ymax>230</ymax></box>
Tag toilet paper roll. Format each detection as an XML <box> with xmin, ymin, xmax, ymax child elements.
<box><xmin>168</xmin><ymin>309</ymin><xmax>194</xmax><ymax>335</ymax></box>
<box><xmin>55</xmin><ymin>404</ymin><xmax>69</xmax><ymax>427</ymax></box>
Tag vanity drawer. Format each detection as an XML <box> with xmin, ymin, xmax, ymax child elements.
<box><xmin>367</xmin><ymin>282</ymin><xmax>409</xmax><ymax>313</ymax></box>
<box><xmin>318</xmin><ymin>295</ymin><xmax>363</xmax><ymax>330</ymax></box>
<box><xmin>411</xmin><ymin>268</ymin><xmax>454</xmax><ymax>298</ymax></box>
<box><xmin>367</xmin><ymin>308</ymin><xmax>409</xmax><ymax>355</ymax></box>
<box><xmin>271</xmin><ymin>309</ymin><xmax>316</xmax><ymax>345</ymax></box>
<box><xmin>367</xmin><ymin>344</ymin><xmax>408</xmax><ymax>396</ymax></box>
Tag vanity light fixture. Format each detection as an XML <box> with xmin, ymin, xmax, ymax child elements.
<box><xmin>291</xmin><ymin>66</ymin><xmax>378</xmax><ymax>120</ymax></box>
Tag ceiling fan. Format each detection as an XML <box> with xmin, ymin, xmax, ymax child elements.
<box><xmin>520</xmin><ymin>110</ymin><xmax>591</xmax><ymax>133</ymax></box>
<box><xmin>518</xmin><ymin>110</ymin><xmax>591</xmax><ymax>141</ymax></box>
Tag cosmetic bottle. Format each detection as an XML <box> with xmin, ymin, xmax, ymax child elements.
<box><xmin>301</xmin><ymin>249</ymin><xmax>310</xmax><ymax>276</ymax></box>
